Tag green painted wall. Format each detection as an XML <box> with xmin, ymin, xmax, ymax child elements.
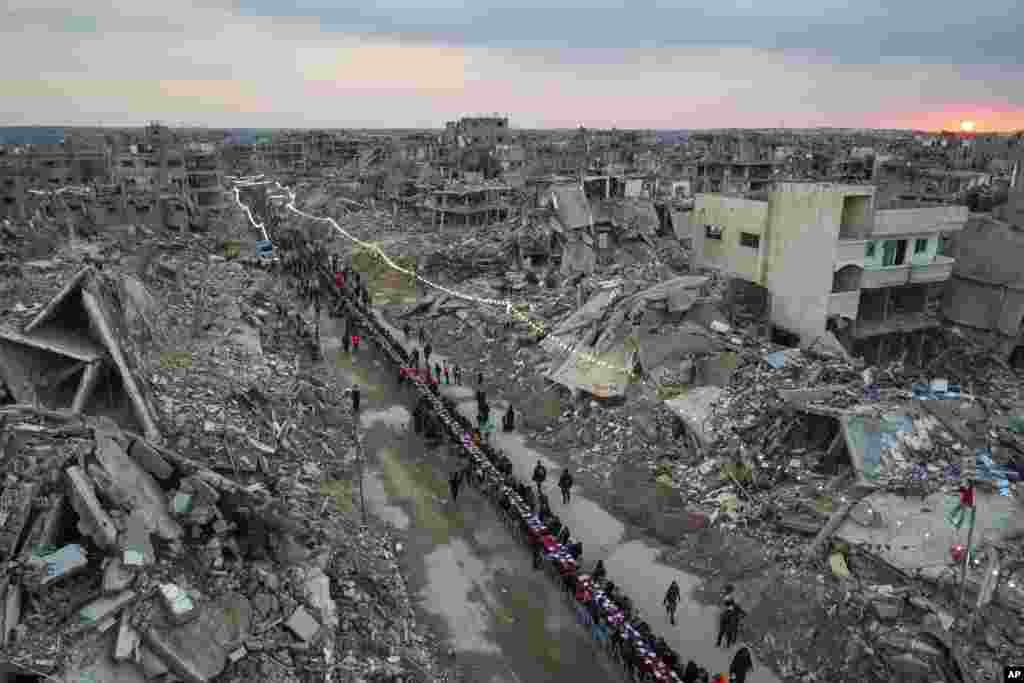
<box><xmin>910</xmin><ymin>236</ymin><xmax>938</xmax><ymax>265</ymax></box>
<box><xmin>864</xmin><ymin>237</ymin><xmax>937</xmax><ymax>268</ymax></box>
<box><xmin>863</xmin><ymin>240</ymin><xmax>884</xmax><ymax>269</ymax></box>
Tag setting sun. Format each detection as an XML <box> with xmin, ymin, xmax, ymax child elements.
<box><xmin>960</xmin><ymin>120</ymin><xmax>977</xmax><ymax>132</ymax></box>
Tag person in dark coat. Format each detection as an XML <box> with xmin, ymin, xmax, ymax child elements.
<box><xmin>348</xmin><ymin>384</ymin><xmax>361</xmax><ymax>413</ymax></box>
<box><xmin>664</xmin><ymin>579</ymin><xmax>681</xmax><ymax>625</ymax></box>
<box><xmin>558</xmin><ymin>468</ymin><xmax>574</xmax><ymax>504</ymax></box>
<box><xmin>449</xmin><ymin>470</ymin><xmax>462</xmax><ymax>503</ymax></box>
<box><xmin>725</xmin><ymin>603</ymin><xmax>746</xmax><ymax>647</ymax></box>
<box><xmin>532</xmin><ymin>460</ymin><xmax>547</xmax><ymax>494</ymax></box>
<box><xmin>424</xmin><ymin>343</ymin><xmax>432</xmax><ymax>368</ymax></box>
<box><xmin>503</xmin><ymin>404</ymin><xmax>515</xmax><ymax>431</ymax></box>
<box><xmin>592</xmin><ymin>560</ymin><xmax>607</xmax><ymax>582</ymax></box>
<box><xmin>682</xmin><ymin>660</ymin><xmax>700</xmax><ymax>683</ymax></box>
<box><xmin>729</xmin><ymin>645</ymin><xmax>754</xmax><ymax>683</ymax></box>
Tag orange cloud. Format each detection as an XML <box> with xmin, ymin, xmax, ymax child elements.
<box><xmin>878</xmin><ymin>105</ymin><xmax>1024</xmax><ymax>132</ymax></box>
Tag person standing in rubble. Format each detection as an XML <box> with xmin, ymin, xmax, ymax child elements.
<box><xmin>729</xmin><ymin>645</ymin><xmax>754</xmax><ymax>683</ymax></box>
<box><xmin>449</xmin><ymin>469</ymin><xmax>462</xmax><ymax>503</ymax></box>
<box><xmin>424</xmin><ymin>343</ymin><xmax>433</xmax><ymax>369</ymax></box>
<box><xmin>346</xmin><ymin>384</ymin><xmax>361</xmax><ymax>413</ymax></box>
<box><xmin>532</xmin><ymin>460</ymin><xmax>547</xmax><ymax>494</ymax></box>
<box><xmin>454</xmin><ymin>364</ymin><xmax>462</xmax><ymax>385</ymax></box>
<box><xmin>663</xmin><ymin>579</ymin><xmax>681</xmax><ymax>625</ymax></box>
<box><xmin>503</xmin><ymin>404</ymin><xmax>515</xmax><ymax>431</ymax></box>
<box><xmin>558</xmin><ymin>468</ymin><xmax>574</xmax><ymax>504</ymax></box>
<box><xmin>434</xmin><ymin>362</ymin><xmax>442</xmax><ymax>385</ymax></box>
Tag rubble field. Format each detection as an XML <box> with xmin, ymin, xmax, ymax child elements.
<box><xmin>306</xmin><ymin>192</ymin><xmax>1024</xmax><ymax>683</ymax></box>
<box><xmin>0</xmin><ymin>217</ymin><xmax>450</xmax><ymax>683</ymax></box>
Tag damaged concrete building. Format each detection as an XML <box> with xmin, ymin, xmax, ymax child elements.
<box><xmin>943</xmin><ymin>162</ymin><xmax>1024</xmax><ymax>368</ymax></box>
<box><xmin>692</xmin><ymin>182</ymin><xmax>968</xmax><ymax>363</ymax></box>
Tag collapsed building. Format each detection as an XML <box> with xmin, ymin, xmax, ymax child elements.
<box><xmin>943</xmin><ymin>166</ymin><xmax>1024</xmax><ymax>368</ymax></box>
<box><xmin>0</xmin><ymin>266</ymin><xmax>161</xmax><ymax>442</ymax></box>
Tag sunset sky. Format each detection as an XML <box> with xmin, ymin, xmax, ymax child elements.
<box><xmin>3</xmin><ymin>0</ymin><xmax>1023</xmax><ymax>131</ymax></box>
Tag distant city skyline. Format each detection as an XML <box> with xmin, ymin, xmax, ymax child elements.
<box><xmin>3</xmin><ymin>1</ymin><xmax>1023</xmax><ymax>132</ymax></box>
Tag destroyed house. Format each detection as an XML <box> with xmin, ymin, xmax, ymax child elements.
<box><xmin>943</xmin><ymin>214</ymin><xmax>1024</xmax><ymax>368</ymax></box>
<box><xmin>0</xmin><ymin>267</ymin><xmax>161</xmax><ymax>441</ymax></box>
<box><xmin>692</xmin><ymin>183</ymin><xmax>967</xmax><ymax>362</ymax></box>
<box><xmin>426</xmin><ymin>184</ymin><xmax>515</xmax><ymax>228</ymax></box>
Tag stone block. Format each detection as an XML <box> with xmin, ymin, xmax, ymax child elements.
<box><xmin>285</xmin><ymin>606</ymin><xmax>320</xmax><ymax>642</ymax></box>
<box><xmin>128</xmin><ymin>440</ymin><xmax>174</xmax><ymax>480</ymax></box>
<box><xmin>66</xmin><ymin>467</ymin><xmax>118</xmax><ymax>549</ymax></box>
<box><xmin>103</xmin><ymin>557</ymin><xmax>136</xmax><ymax>594</ymax></box>
<box><xmin>115</xmin><ymin>616</ymin><xmax>141</xmax><ymax>662</ymax></box>
<box><xmin>93</xmin><ymin>436</ymin><xmax>182</xmax><ymax>541</ymax></box>
<box><xmin>121</xmin><ymin>510</ymin><xmax>154</xmax><ymax>567</ymax></box>
<box><xmin>79</xmin><ymin>591</ymin><xmax>136</xmax><ymax>627</ymax></box>
<box><xmin>143</xmin><ymin>594</ymin><xmax>252</xmax><ymax>683</ymax></box>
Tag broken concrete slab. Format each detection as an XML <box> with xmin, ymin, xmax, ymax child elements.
<box><xmin>285</xmin><ymin>606</ymin><xmax>320</xmax><ymax>642</ymax></box>
<box><xmin>93</xmin><ymin>435</ymin><xmax>182</xmax><ymax>541</ymax></box>
<box><xmin>79</xmin><ymin>590</ymin><xmax>136</xmax><ymax>628</ymax></box>
<box><xmin>103</xmin><ymin>557</ymin><xmax>136</xmax><ymax>594</ymax></box>
<box><xmin>143</xmin><ymin>593</ymin><xmax>252</xmax><ymax>683</ymax></box>
<box><xmin>2</xmin><ymin>581</ymin><xmax>20</xmax><ymax>647</ymax></box>
<box><xmin>63</xmin><ymin>633</ymin><xmax>148</xmax><ymax>683</ymax></box>
<box><xmin>115</xmin><ymin>616</ymin><xmax>141</xmax><ymax>662</ymax></box>
<box><xmin>135</xmin><ymin>644</ymin><xmax>170</xmax><ymax>679</ymax></box>
<box><xmin>66</xmin><ymin>465</ymin><xmax>119</xmax><ymax>549</ymax></box>
<box><xmin>127</xmin><ymin>439</ymin><xmax>174</xmax><ymax>480</ymax></box>
<box><xmin>121</xmin><ymin>510</ymin><xmax>155</xmax><ymax>567</ymax></box>
<box><xmin>0</xmin><ymin>482</ymin><xmax>39</xmax><ymax>562</ymax></box>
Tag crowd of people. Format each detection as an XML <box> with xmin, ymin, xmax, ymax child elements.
<box><xmin>269</xmin><ymin>231</ymin><xmax>758</xmax><ymax>683</ymax></box>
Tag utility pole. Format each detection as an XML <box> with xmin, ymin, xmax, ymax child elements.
<box><xmin>355</xmin><ymin>423</ymin><xmax>367</xmax><ymax>525</ymax></box>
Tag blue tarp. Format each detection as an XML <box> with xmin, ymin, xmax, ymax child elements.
<box><xmin>256</xmin><ymin>240</ymin><xmax>274</xmax><ymax>256</ymax></box>
<box><xmin>911</xmin><ymin>382</ymin><xmax>963</xmax><ymax>400</ymax></box>
<box><xmin>763</xmin><ymin>351</ymin><xmax>791</xmax><ymax>369</ymax></box>
<box><xmin>976</xmin><ymin>447</ymin><xmax>1015</xmax><ymax>495</ymax></box>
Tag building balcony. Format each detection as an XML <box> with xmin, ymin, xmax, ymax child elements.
<box><xmin>909</xmin><ymin>255</ymin><xmax>955</xmax><ymax>284</ymax></box>
<box><xmin>860</xmin><ymin>255</ymin><xmax>955</xmax><ymax>289</ymax></box>
<box><xmin>871</xmin><ymin>205</ymin><xmax>968</xmax><ymax>237</ymax></box>
<box><xmin>834</xmin><ymin>239</ymin><xmax>867</xmax><ymax>267</ymax></box>
<box><xmin>852</xmin><ymin>312</ymin><xmax>938</xmax><ymax>338</ymax></box>
<box><xmin>861</xmin><ymin>264</ymin><xmax>911</xmax><ymax>288</ymax></box>
<box><xmin>828</xmin><ymin>291</ymin><xmax>860</xmax><ymax>318</ymax></box>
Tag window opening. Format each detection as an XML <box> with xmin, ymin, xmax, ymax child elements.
<box><xmin>739</xmin><ymin>232</ymin><xmax>760</xmax><ymax>248</ymax></box>
<box><xmin>705</xmin><ymin>224</ymin><xmax>723</xmax><ymax>240</ymax></box>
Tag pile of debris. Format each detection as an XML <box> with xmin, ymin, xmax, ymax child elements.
<box><xmin>0</xmin><ymin>408</ymin><xmax>441</xmax><ymax>683</ymax></box>
<box><xmin>0</xmin><ymin>221</ymin><xmax>448</xmax><ymax>683</ymax></box>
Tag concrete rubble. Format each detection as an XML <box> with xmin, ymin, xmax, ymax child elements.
<box><xmin>357</xmin><ymin>176</ymin><xmax>1024</xmax><ymax>681</ymax></box>
<box><xmin>0</xmin><ymin>227</ymin><xmax>448</xmax><ymax>683</ymax></box>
